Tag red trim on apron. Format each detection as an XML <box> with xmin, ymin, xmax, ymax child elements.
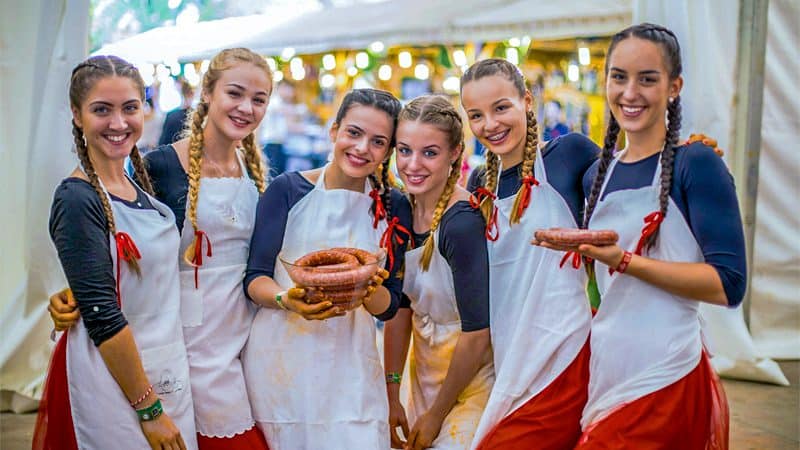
<box><xmin>576</xmin><ymin>352</ymin><xmax>729</xmax><ymax>450</ymax></box>
<box><xmin>32</xmin><ymin>333</ymin><xmax>79</xmax><ymax>450</ymax></box>
<box><xmin>197</xmin><ymin>425</ymin><xmax>270</xmax><ymax>450</ymax></box>
<box><xmin>476</xmin><ymin>339</ymin><xmax>590</xmax><ymax>450</ymax></box>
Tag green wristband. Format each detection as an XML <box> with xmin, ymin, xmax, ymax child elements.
<box><xmin>136</xmin><ymin>398</ymin><xmax>163</xmax><ymax>422</ymax></box>
<box><xmin>385</xmin><ymin>372</ymin><xmax>402</xmax><ymax>384</ymax></box>
<box><xmin>275</xmin><ymin>291</ymin><xmax>288</xmax><ymax>310</ymax></box>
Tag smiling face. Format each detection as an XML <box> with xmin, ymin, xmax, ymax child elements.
<box><xmin>606</xmin><ymin>37</ymin><xmax>682</xmax><ymax>140</ymax></box>
<box><xmin>71</xmin><ymin>76</ymin><xmax>144</xmax><ymax>163</ymax></box>
<box><xmin>328</xmin><ymin>104</ymin><xmax>394</xmax><ymax>181</ymax></box>
<box><xmin>395</xmin><ymin>120</ymin><xmax>458</xmax><ymax>197</ymax></box>
<box><xmin>461</xmin><ymin>74</ymin><xmax>531</xmax><ymax>165</ymax></box>
<box><xmin>202</xmin><ymin>62</ymin><xmax>271</xmax><ymax>143</ymax></box>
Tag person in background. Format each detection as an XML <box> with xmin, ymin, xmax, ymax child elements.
<box><xmin>159</xmin><ymin>77</ymin><xmax>195</xmax><ymax>146</ymax></box>
<box><xmin>258</xmin><ymin>80</ymin><xmax>311</xmax><ymax>176</ymax></box>
<box><xmin>543</xmin><ymin>100</ymin><xmax>570</xmax><ymax>141</ymax></box>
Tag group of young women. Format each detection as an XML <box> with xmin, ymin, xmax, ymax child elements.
<box><xmin>37</xmin><ymin>22</ymin><xmax>744</xmax><ymax>450</ymax></box>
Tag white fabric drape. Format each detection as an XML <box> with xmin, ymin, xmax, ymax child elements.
<box><xmin>0</xmin><ymin>0</ymin><xmax>89</xmax><ymax>412</ymax></box>
<box><xmin>748</xmin><ymin>0</ymin><xmax>800</xmax><ymax>361</ymax></box>
<box><xmin>634</xmin><ymin>0</ymin><xmax>794</xmax><ymax>385</ymax></box>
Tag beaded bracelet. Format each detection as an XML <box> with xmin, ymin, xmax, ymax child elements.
<box><xmin>130</xmin><ymin>384</ymin><xmax>153</xmax><ymax>408</ymax></box>
<box><xmin>136</xmin><ymin>398</ymin><xmax>163</xmax><ymax>422</ymax></box>
<box><xmin>615</xmin><ymin>251</ymin><xmax>633</xmax><ymax>274</ymax></box>
<box><xmin>385</xmin><ymin>372</ymin><xmax>402</xmax><ymax>384</ymax></box>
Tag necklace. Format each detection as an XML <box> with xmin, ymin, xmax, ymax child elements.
<box><xmin>202</xmin><ymin>154</ymin><xmax>240</xmax><ymax>177</ymax></box>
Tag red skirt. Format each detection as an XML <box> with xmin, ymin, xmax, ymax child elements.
<box><xmin>476</xmin><ymin>340</ymin><xmax>590</xmax><ymax>450</ymax></box>
<box><xmin>197</xmin><ymin>426</ymin><xmax>270</xmax><ymax>450</ymax></box>
<box><xmin>575</xmin><ymin>353</ymin><xmax>729</xmax><ymax>450</ymax></box>
<box><xmin>32</xmin><ymin>332</ymin><xmax>78</xmax><ymax>450</ymax></box>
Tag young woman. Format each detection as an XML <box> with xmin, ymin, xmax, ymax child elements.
<box><xmin>460</xmin><ymin>59</ymin><xmax>600</xmax><ymax>449</ymax></box>
<box><xmin>537</xmin><ymin>24</ymin><xmax>742</xmax><ymax>448</ymax></box>
<box><xmin>46</xmin><ymin>47</ymin><xmax>273</xmax><ymax>450</ymax></box>
<box><xmin>34</xmin><ymin>56</ymin><xmax>196</xmax><ymax>450</ymax></box>
<box><xmin>384</xmin><ymin>95</ymin><xmax>493</xmax><ymax>450</ymax></box>
<box><xmin>243</xmin><ymin>88</ymin><xmax>412</xmax><ymax>450</ymax></box>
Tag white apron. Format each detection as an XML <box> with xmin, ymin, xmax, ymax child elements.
<box><xmin>471</xmin><ymin>151</ymin><xmax>591</xmax><ymax>447</ymax></box>
<box><xmin>581</xmin><ymin>154</ymin><xmax>704</xmax><ymax>428</ymax></box>
<box><xmin>242</xmin><ymin>165</ymin><xmax>390</xmax><ymax>450</ymax></box>
<box><xmin>67</xmin><ymin>178</ymin><xmax>198</xmax><ymax>450</ymax></box>
<box><xmin>179</xmin><ymin>152</ymin><xmax>259</xmax><ymax>437</ymax></box>
<box><xmin>403</xmin><ymin>227</ymin><xmax>494</xmax><ymax>449</ymax></box>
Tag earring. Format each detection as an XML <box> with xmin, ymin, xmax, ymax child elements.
<box><xmin>668</xmin><ymin>97</ymin><xmax>674</xmax><ymax>103</ymax></box>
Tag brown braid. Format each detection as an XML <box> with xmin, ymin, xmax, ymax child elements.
<box><xmin>582</xmin><ymin>115</ymin><xmax>620</xmax><ymax>229</ymax></box>
<box><xmin>128</xmin><ymin>145</ymin><xmax>153</xmax><ymax>195</ymax></box>
<box><xmin>241</xmin><ymin>132</ymin><xmax>267</xmax><ymax>193</ymax></box>
<box><xmin>69</xmin><ymin>55</ymin><xmax>147</xmax><ymax>275</ymax></box>
<box><xmin>509</xmin><ymin>108</ymin><xmax>539</xmax><ymax>224</ymax></box>
<box><xmin>643</xmin><ymin>96</ymin><xmax>681</xmax><ymax>250</ymax></box>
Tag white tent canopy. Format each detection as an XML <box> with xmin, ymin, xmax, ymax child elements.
<box><xmin>92</xmin><ymin>9</ymin><xmax>312</xmax><ymax>65</ymax></box>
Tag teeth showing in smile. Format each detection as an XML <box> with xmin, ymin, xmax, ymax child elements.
<box><xmin>106</xmin><ymin>134</ymin><xmax>126</xmax><ymax>142</ymax></box>
<box><xmin>487</xmin><ymin>130</ymin><xmax>509</xmax><ymax>142</ymax></box>
<box><xmin>406</xmin><ymin>175</ymin><xmax>426</xmax><ymax>184</ymax></box>
<box><xmin>622</xmin><ymin>106</ymin><xmax>644</xmax><ymax>114</ymax></box>
<box><xmin>348</xmin><ymin>153</ymin><xmax>368</xmax><ymax>164</ymax></box>
<box><xmin>231</xmin><ymin>117</ymin><xmax>249</xmax><ymax>126</ymax></box>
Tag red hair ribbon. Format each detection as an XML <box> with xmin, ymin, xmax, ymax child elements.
<box><xmin>469</xmin><ymin>187</ymin><xmax>500</xmax><ymax>242</ymax></box>
<box><xmin>369</xmin><ymin>189</ymin><xmax>386</xmax><ymax>229</ymax></box>
<box><xmin>380</xmin><ymin>216</ymin><xmax>411</xmax><ymax>271</ymax></box>
<box><xmin>634</xmin><ymin>211</ymin><xmax>664</xmax><ymax>256</ymax></box>
<box><xmin>190</xmin><ymin>230</ymin><xmax>213</xmax><ymax>288</ymax></box>
<box><xmin>114</xmin><ymin>232</ymin><xmax>141</xmax><ymax>307</ymax></box>
<box><xmin>516</xmin><ymin>175</ymin><xmax>540</xmax><ymax>219</ymax></box>
<box><xmin>559</xmin><ymin>251</ymin><xmax>582</xmax><ymax>270</ymax></box>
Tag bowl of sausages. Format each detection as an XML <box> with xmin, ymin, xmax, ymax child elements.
<box><xmin>280</xmin><ymin>247</ymin><xmax>388</xmax><ymax>311</ymax></box>
<box><xmin>534</xmin><ymin>228</ymin><xmax>619</xmax><ymax>249</ymax></box>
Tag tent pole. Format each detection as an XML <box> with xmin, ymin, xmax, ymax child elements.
<box><xmin>730</xmin><ymin>0</ymin><xmax>769</xmax><ymax>328</ymax></box>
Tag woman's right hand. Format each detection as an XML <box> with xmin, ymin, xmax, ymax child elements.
<box><xmin>140</xmin><ymin>412</ymin><xmax>187</xmax><ymax>450</ymax></box>
<box><xmin>282</xmin><ymin>287</ymin><xmax>346</xmax><ymax>321</ymax></box>
<box><xmin>48</xmin><ymin>288</ymin><xmax>79</xmax><ymax>331</ymax></box>
<box><xmin>388</xmin><ymin>397</ymin><xmax>410</xmax><ymax>449</ymax></box>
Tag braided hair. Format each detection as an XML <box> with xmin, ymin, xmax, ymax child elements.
<box><xmin>583</xmin><ymin>23</ymin><xmax>683</xmax><ymax>252</ymax></box>
<box><xmin>461</xmin><ymin>58</ymin><xmax>539</xmax><ymax>226</ymax></box>
<box><xmin>69</xmin><ymin>55</ymin><xmax>152</xmax><ymax>275</ymax></box>
<box><xmin>398</xmin><ymin>95</ymin><xmax>465</xmax><ymax>271</ymax></box>
<box><xmin>183</xmin><ymin>48</ymin><xmax>272</xmax><ymax>266</ymax></box>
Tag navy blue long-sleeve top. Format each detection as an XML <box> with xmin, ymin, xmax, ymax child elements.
<box><xmin>244</xmin><ymin>171</ymin><xmax>411</xmax><ymax>321</ymax></box>
<box><xmin>467</xmin><ymin>133</ymin><xmax>600</xmax><ymax>224</ymax></box>
<box><xmin>582</xmin><ymin>142</ymin><xmax>747</xmax><ymax>306</ymax></box>
<box><xmin>49</xmin><ymin>178</ymin><xmax>159</xmax><ymax>346</ymax></box>
<box><xmin>143</xmin><ymin>145</ymin><xmax>188</xmax><ymax>231</ymax></box>
<box><xmin>402</xmin><ymin>201</ymin><xmax>490</xmax><ymax>332</ymax></box>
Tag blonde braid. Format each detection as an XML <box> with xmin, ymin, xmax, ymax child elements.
<box><xmin>509</xmin><ymin>109</ymin><xmax>539</xmax><ymax>224</ymax></box>
<box><xmin>128</xmin><ymin>145</ymin><xmax>154</xmax><ymax>195</ymax></box>
<box><xmin>183</xmin><ymin>102</ymin><xmax>207</xmax><ymax>265</ymax></box>
<box><xmin>73</xmin><ymin>123</ymin><xmax>141</xmax><ymax>276</ymax></box>
<box><xmin>240</xmin><ymin>133</ymin><xmax>267</xmax><ymax>192</ymax></box>
<box><xmin>419</xmin><ymin>153</ymin><xmax>464</xmax><ymax>271</ymax></box>
<box><xmin>480</xmin><ymin>151</ymin><xmax>500</xmax><ymax>223</ymax></box>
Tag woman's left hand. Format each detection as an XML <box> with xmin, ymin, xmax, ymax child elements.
<box><xmin>404</xmin><ymin>410</ymin><xmax>444</xmax><ymax>450</ymax></box>
<box><xmin>533</xmin><ymin>239</ymin><xmax>625</xmax><ymax>269</ymax></box>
